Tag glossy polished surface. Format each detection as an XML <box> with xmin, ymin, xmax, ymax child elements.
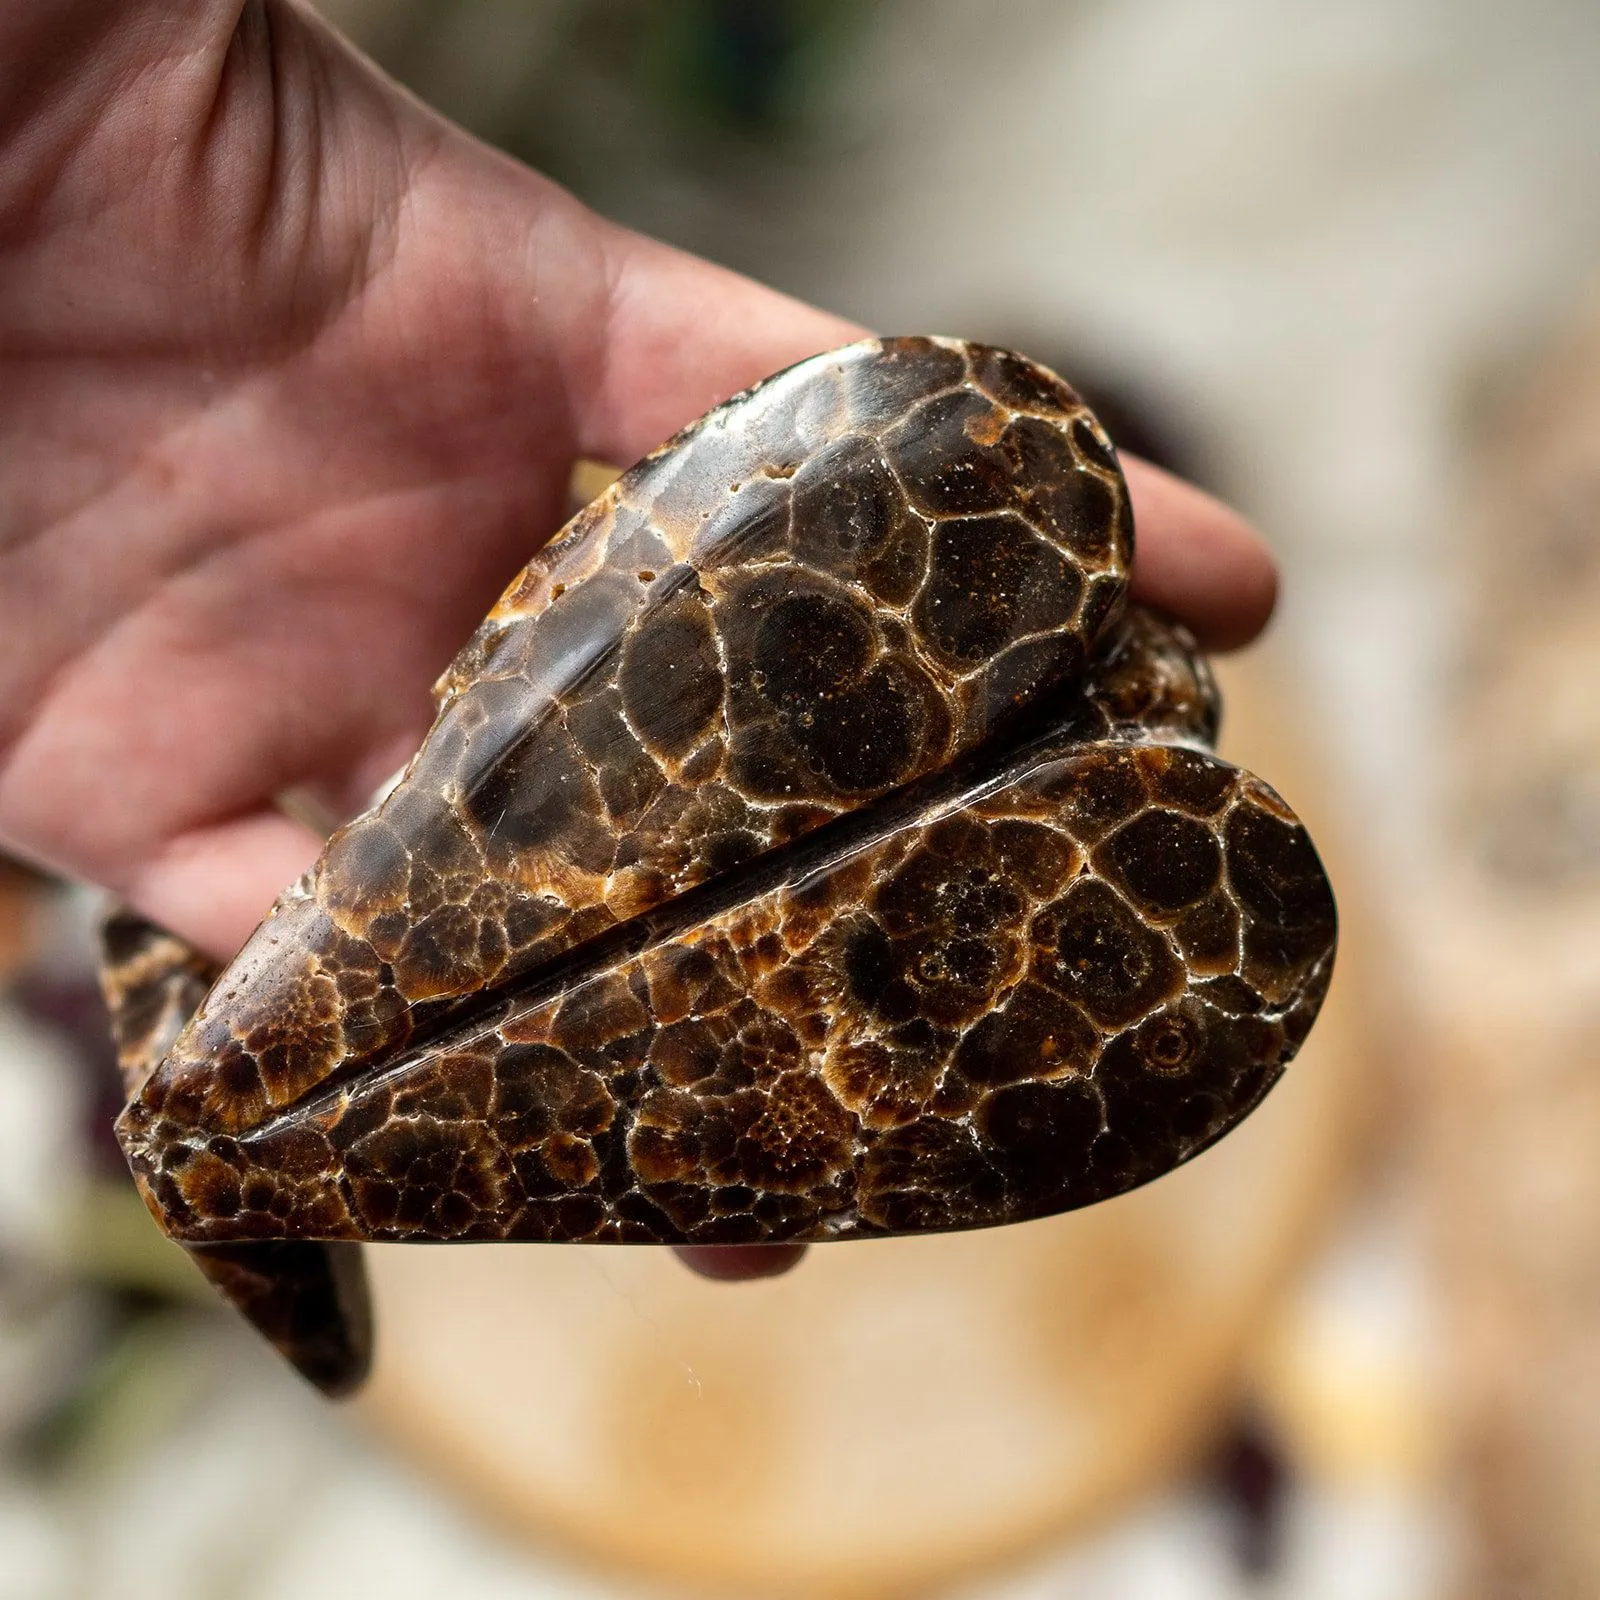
<box><xmin>107</xmin><ymin>339</ymin><xmax>1335</xmax><ymax>1392</ymax></box>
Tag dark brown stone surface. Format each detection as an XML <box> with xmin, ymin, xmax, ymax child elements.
<box><xmin>106</xmin><ymin>338</ymin><xmax>1335</xmax><ymax>1394</ymax></box>
<box><xmin>98</xmin><ymin>909</ymin><xmax>374</xmax><ymax>1394</ymax></box>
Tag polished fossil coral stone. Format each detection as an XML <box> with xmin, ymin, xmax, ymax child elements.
<box><xmin>107</xmin><ymin>337</ymin><xmax>1336</xmax><ymax>1394</ymax></box>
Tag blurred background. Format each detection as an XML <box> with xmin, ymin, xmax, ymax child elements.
<box><xmin>6</xmin><ymin>2</ymin><xmax>1600</xmax><ymax>1595</ymax></box>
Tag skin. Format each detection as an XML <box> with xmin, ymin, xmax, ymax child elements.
<box><xmin>0</xmin><ymin>2</ymin><xmax>1276</xmax><ymax>1283</ymax></box>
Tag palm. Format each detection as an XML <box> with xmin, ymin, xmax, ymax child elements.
<box><xmin>0</xmin><ymin>2</ymin><xmax>850</xmax><ymax>955</ymax></box>
<box><xmin>0</xmin><ymin>1</ymin><xmax>1271</xmax><ymax>965</ymax></box>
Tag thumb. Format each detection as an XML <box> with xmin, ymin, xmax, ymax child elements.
<box><xmin>567</xmin><ymin>226</ymin><xmax>1273</xmax><ymax>649</ymax></box>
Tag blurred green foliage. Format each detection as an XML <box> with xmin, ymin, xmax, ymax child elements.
<box><xmin>343</xmin><ymin>0</ymin><xmax>876</xmax><ymax>206</ymax></box>
<box><xmin>625</xmin><ymin>0</ymin><xmax>865</xmax><ymax>136</ymax></box>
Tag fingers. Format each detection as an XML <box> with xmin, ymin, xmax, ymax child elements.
<box><xmin>1121</xmin><ymin>456</ymin><xmax>1278</xmax><ymax>651</ymax></box>
<box><xmin>674</xmin><ymin>1244</ymin><xmax>808</xmax><ymax>1282</ymax></box>
<box><xmin>123</xmin><ymin>808</ymin><xmax>325</xmax><ymax>963</ymax></box>
<box><xmin>573</xmin><ymin>223</ymin><xmax>866</xmax><ymax>465</ymax></box>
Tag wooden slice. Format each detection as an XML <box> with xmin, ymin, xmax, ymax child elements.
<box><xmin>357</xmin><ymin>643</ymin><xmax>1376</xmax><ymax>1597</ymax></box>
<box><xmin>1417</xmin><ymin>288</ymin><xmax>1600</xmax><ymax>1600</ymax></box>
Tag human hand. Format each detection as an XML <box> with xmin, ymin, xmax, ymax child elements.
<box><xmin>0</xmin><ymin>1</ymin><xmax>1275</xmax><ymax>1281</ymax></box>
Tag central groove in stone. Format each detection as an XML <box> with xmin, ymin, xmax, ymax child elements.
<box><xmin>249</xmin><ymin>621</ymin><xmax>1158</xmax><ymax>1142</ymax></box>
